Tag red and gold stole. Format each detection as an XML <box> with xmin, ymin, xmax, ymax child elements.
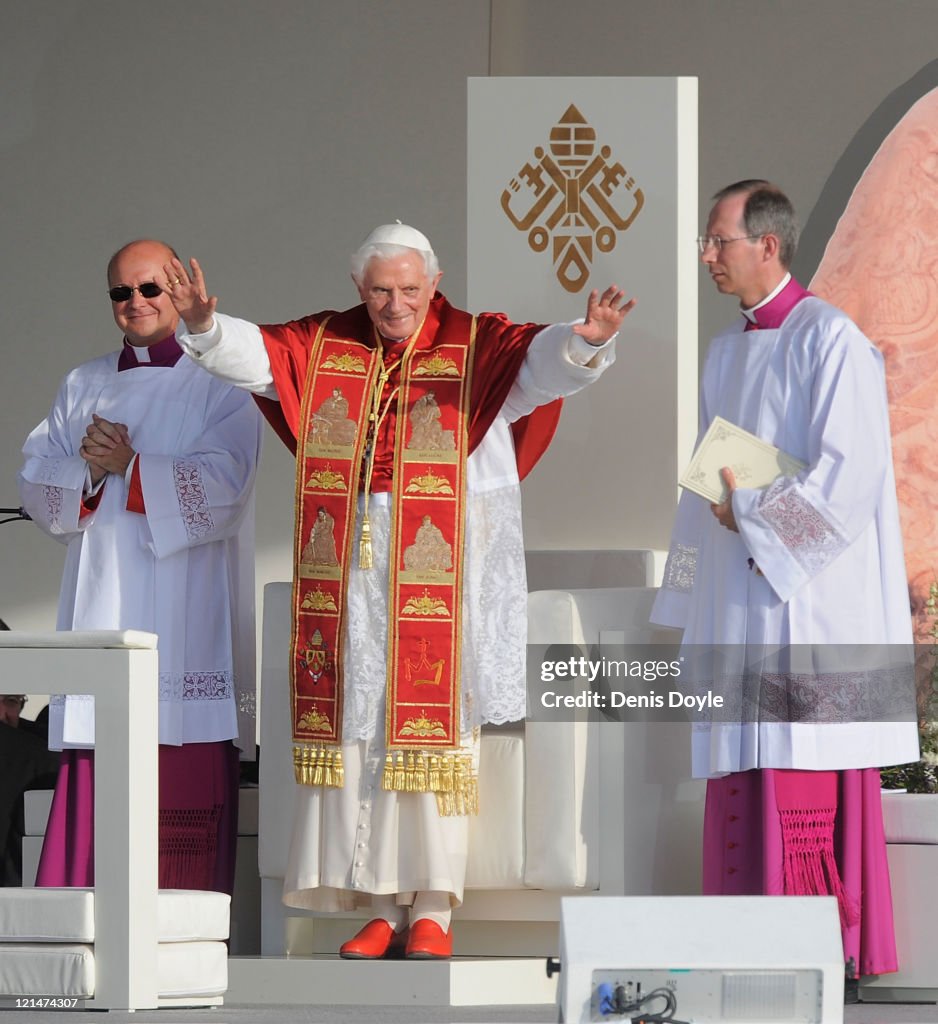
<box><xmin>290</xmin><ymin>309</ymin><xmax>478</xmax><ymax>813</ymax></box>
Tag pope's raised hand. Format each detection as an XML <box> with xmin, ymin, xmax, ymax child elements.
<box><xmin>572</xmin><ymin>285</ymin><xmax>636</xmax><ymax>346</ymax></box>
<box><xmin>162</xmin><ymin>256</ymin><xmax>217</xmax><ymax>335</ymax></box>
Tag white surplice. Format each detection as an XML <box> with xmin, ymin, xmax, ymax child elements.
<box><xmin>18</xmin><ymin>351</ymin><xmax>263</xmax><ymax>752</ymax></box>
<box><xmin>178</xmin><ymin>311</ymin><xmax>614</xmax><ymax>908</ymax></box>
<box><xmin>652</xmin><ymin>297</ymin><xmax>919</xmax><ymax>778</ymax></box>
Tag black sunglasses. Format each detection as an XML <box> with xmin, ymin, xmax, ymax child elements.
<box><xmin>108</xmin><ymin>282</ymin><xmax>163</xmax><ymax>303</ymax></box>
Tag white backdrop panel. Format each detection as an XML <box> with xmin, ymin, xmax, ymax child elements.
<box><xmin>468</xmin><ymin>77</ymin><xmax>697</xmax><ymax>552</ymax></box>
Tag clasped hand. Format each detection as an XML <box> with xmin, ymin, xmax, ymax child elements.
<box><xmin>80</xmin><ymin>414</ymin><xmax>134</xmax><ymax>485</ymax></box>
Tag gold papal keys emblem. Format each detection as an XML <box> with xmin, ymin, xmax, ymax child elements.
<box><xmin>501</xmin><ymin>103</ymin><xmax>644</xmax><ymax>293</ymax></box>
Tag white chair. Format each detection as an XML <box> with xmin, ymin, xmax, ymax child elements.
<box><xmin>21</xmin><ymin>787</ymin><xmax>260</xmax><ymax>956</ymax></box>
<box><xmin>0</xmin><ymin>888</ymin><xmax>230</xmax><ymax>1005</ymax></box>
<box><xmin>0</xmin><ymin>632</ymin><xmax>230</xmax><ymax>1009</ymax></box>
<box><xmin>258</xmin><ymin>580</ymin><xmax>705</xmax><ymax>957</ymax></box>
<box><xmin>860</xmin><ymin>793</ymin><xmax>938</xmax><ymax>1002</ymax></box>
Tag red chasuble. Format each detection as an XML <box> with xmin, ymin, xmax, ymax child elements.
<box><xmin>254</xmin><ymin>294</ymin><xmax>559</xmax><ymax>807</ymax></box>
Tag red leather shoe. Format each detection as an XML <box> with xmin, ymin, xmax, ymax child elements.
<box><xmin>405</xmin><ymin>919</ymin><xmax>453</xmax><ymax>959</ymax></box>
<box><xmin>339</xmin><ymin>920</ymin><xmax>409</xmax><ymax>959</ymax></box>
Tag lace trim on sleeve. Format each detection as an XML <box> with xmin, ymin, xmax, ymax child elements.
<box><xmin>662</xmin><ymin>542</ymin><xmax>697</xmax><ymax>593</ymax></box>
<box><xmin>160</xmin><ymin>670</ymin><xmax>233</xmax><ymax>702</ymax></box>
<box><xmin>37</xmin><ymin>462</ymin><xmax>62</xmax><ymax>484</ymax></box>
<box><xmin>173</xmin><ymin>459</ymin><xmax>215</xmax><ymax>542</ymax></box>
<box><xmin>43</xmin><ymin>485</ymin><xmax>63</xmax><ymax>533</ymax></box>
<box><xmin>757</xmin><ymin>477</ymin><xmax>847</xmax><ymax>574</ymax></box>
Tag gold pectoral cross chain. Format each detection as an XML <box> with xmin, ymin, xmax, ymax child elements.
<box><xmin>358</xmin><ymin>326</ymin><xmax>423</xmax><ymax>569</ymax></box>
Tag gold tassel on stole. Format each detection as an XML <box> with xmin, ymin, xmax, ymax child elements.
<box><xmin>380</xmin><ymin>750</ymin><xmax>478</xmax><ymax>817</ymax></box>
<box><xmin>359</xmin><ymin>515</ymin><xmax>374</xmax><ymax>570</ymax></box>
<box><xmin>295</xmin><ymin>744</ymin><xmax>476</xmax><ymax>815</ymax></box>
<box><xmin>293</xmin><ymin>745</ymin><xmax>344</xmax><ymax>788</ymax></box>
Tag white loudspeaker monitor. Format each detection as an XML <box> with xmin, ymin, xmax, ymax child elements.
<box><xmin>557</xmin><ymin>896</ymin><xmax>844</xmax><ymax>1024</ymax></box>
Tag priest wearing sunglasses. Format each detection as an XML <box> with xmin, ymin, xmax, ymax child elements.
<box><xmin>18</xmin><ymin>239</ymin><xmax>263</xmax><ymax>896</ymax></box>
<box><xmin>168</xmin><ymin>223</ymin><xmax>634</xmax><ymax>959</ymax></box>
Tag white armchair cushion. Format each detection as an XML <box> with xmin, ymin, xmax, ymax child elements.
<box><xmin>523</xmin><ymin>590</ymin><xmax>598</xmax><ymax>889</ymax></box>
<box><xmin>523</xmin><ymin>721</ymin><xmax>596</xmax><ymax>889</ymax></box>
<box><xmin>0</xmin><ymin>944</ymin><xmax>94</xmax><ymax>999</ymax></box>
<box><xmin>0</xmin><ymin>890</ymin><xmax>230</xmax><ymax>1001</ymax></box>
<box><xmin>157</xmin><ymin>941</ymin><xmax>228</xmax><ymax>998</ymax></box>
<box><xmin>0</xmin><ymin>889</ymin><xmax>229</xmax><ymax>944</ymax></box>
<box><xmin>466</xmin><ymin>729</ymin><xmax>525</xmax><ymax>888</ymax></box>
<box><xmin>522</xmin><ymin>587</ymin><xmax>680</xmax><ymax>891</ymax></box>
<box><xmin>0</xmin><ymin>890</ymin><xmax>95</xmax><ymax>944</ymax></box>
<box><xmin>156</xmin><ymin>890</ymin><xmax>231</xmax><ymax>942</ymax></box>
<box><xmin>881</xmin><ymin>792</ymin><xmax>938</xmax><ymax>844</ymax></box>
<box><xmin>0</xmin><ymin>941</ymin><xmax>227</xmax><ymax>1000</ymax></box>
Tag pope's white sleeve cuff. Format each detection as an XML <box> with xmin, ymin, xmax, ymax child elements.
<box><xmin>567</xmin><ymin>329</ymin><xmax>616</xmax><ymax>366</ymax></box>
<box><xmin>179</xmin><ymin>317</ymin><xmax>221</xmax><ymax>355</ymax></box>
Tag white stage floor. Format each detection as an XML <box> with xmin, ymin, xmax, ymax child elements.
<box><xmin>227</xmin><ymin>955</ymin><xmax>558</xmax><ymax>1008</ymax></box>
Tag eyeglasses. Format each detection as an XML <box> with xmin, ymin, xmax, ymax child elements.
<box><xmin>108</xmin><ymin>282</ymin><xmax>163</xmax><ymax>303</ymax></box>
<box><xmin>696</xmin><ymin>235</ymin><xmax>762</xmax><ymax>254</ymax></box>
<box><xmin>1</xmin><ymin>696</ymin><xmax>26</xmax><ymax>710</ymax></box>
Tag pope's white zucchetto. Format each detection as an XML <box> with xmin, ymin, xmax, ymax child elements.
<box><xmin>361</xmin><ymin>222</ymin><xmax>433</xmax><ymax>252</ymax></box>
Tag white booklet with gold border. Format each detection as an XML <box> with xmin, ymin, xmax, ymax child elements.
<box><xmin>680</xmin><ymin>416</ymin><xmax>807</xmax><ymax>503</ymax></box>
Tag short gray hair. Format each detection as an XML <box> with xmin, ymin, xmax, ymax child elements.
<box><xmin>350</xmin><ymin>242</ymin><xmax>439</xmax><ymax>285</ymax></box>
<box><xmin>712</xmin><ymin>180</ymin><xmax>799</xmax><ymax>269</ymax></box>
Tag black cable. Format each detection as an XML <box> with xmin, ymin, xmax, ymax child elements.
<box><xmin>601</xmin><ymin>983</ymin><xmax>691</xmax><ymax>1023</ymax></box>
<box><xmin>0</xmin><ymin>507</ymin><xmax>31</xmax><ymax>526</ymax></box>
<box><xmin>628</xmin><ymin>986</ymin><xmax>678</xmax><ymax>1022</ymax></box>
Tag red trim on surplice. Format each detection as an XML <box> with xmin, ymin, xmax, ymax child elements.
<box><xmin>125</xmin><ymin>458</ymin><xmax>146</xmax><ymax>514</ymax></box>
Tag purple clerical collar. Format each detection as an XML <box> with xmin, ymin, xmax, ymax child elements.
<box><xmin>118</xmin><ymin>333</ymin><xmax>184</xmax><ymax>372</ymax></box>
<box><xmin>741</xmin><ymin>274</ymin><xmax>811</xmax><ymax>331</ymax></box>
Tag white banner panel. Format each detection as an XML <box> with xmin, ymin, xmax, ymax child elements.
<box><xmin>468</xmin><ymin>77</ymin><xmax>697</xmax><ymax>554</ymax></box>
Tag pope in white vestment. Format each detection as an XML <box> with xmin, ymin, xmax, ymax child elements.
<box><xmin>168</xmin><ymin>223</ymin><xmax>632</xmax><ymax>958</ymax></box>
<box><xmin>18</xmin><ymin>239</ymin><xmax>263</xmax><ymax>893</ymax></box>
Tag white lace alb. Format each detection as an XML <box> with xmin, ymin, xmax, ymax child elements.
<box><xmin>341</xmin><ymin>485</ymin><xmax>528</xmax><ymax>741</ymax></box>
<box><xmin>758</xmin><ymin>477</ymin><xmax>847</xmax><ymax>574</ymax></box>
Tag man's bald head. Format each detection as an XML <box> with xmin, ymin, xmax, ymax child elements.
<box><xmin>107</xmin><ymin>239</ymin><xmax>178</xmax><ymax>285</ymax></box>
<box><xmin>107</xmin><ymin>239</ymin><xmax>180</xmax><ymax>347</ymax></box>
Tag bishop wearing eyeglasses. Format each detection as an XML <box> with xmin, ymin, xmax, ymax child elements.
<box><xmin>652</xmin><ymin>181</ymin><xmax>918</xmax><ymax>983</ymax></box>
<box><xmin>18</xmin><ymin>239</ymin><xmax>263</xmax><ymax>896</ymax></box>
